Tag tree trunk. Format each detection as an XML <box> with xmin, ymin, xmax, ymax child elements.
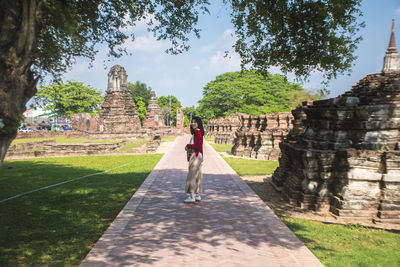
<box><xmin>0</xmin><ymin>134</ymin><xmax>17</xmax><ymax>168</ymax></box>
<box><xmin>0</xmin><ymin>0</ymin><xmax>41</xmax><ymax>168</ymax></box>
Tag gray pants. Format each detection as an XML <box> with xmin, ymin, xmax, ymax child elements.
<box><xmin>185</xmin><ymin>152</ymin><xmax>203</xmax><ymax>194</ymax></box>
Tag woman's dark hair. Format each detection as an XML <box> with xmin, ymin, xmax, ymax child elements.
<box><xmin>190</xmin><ymin>116</ymin><xmax>204</xmax><ymax>136</ymax></box>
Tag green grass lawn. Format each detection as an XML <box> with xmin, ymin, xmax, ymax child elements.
<box><xmin>161</xmin><ymin>136</ymin><xmax>177</xmax><ymax>142</ymax></box>
<box><xmin>119</xmin><ymin>138</ymin><xmax>151</xmax><ymax>152</ymax></box>
<box><xmin>204</xmin><ymin>136</ymin><xmax>215</xmax><ymax>142</ymax></box>
<box><xmin>12</xmin><ymin>136</ymin><xmax>123</xmax><ymax>146</ymax></box>
<box><xmin>282</xmin><ymin>217</ymin><xmax>400</xmax><ymax>267</ymax></box>
<box><xmin>223</xmin><ymin>157</ymin><xmax>279</xmax><ymax>175</ymax></box>
<box><xmin>209</xmin><ymin>143</ymin><xmax>232</xmax><ymax>152</ymax></box>
<box><xmin>0</xmin><ymin>154</ymin><xmax>162</xmax><ymax>266</ymax></box>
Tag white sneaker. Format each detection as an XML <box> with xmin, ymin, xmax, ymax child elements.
<box><xmin>195</xmin><ymin>195</ymin><xmax>201</xmax><ymax>201</ymax></box>
<box><xmin>184</xmin><ymin>196</ymin><xmax>195</xmax><ymax>203</ymax></box>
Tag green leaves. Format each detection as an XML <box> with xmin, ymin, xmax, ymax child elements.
<box><xmin>128</xmin><ymin>81</ymin><xmax>152</xmax><ymax>107</ymax></box>
<box><xmin>229</xmin><ymin>0</ymin><xmax>364</xmax><ymax>80</ymax></box>
<box><xmin>197</xmin><ymin>70</ymin><xmax>322</xmax><ymax>122</ymax></box>
<box><xmin>34</xmin><ymin>0</ymin><xmax>211</xmax><ymax>78</ymax></box>
<box><xmin>135</xmin><ymin>97</ymin><xmax>147</xmax><ymax>125</ymax></box>
<box><xmin>33</xmin><ymin>81</ymin><xmax>103</xmax><ymax>118</ymax></box>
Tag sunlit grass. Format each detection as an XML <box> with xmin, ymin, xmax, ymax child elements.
<box><xmin>222</xmin><ymin>157</ymin><xmax>279</xmax><ymax>176</ymax></box>
<box><xmin>0</xmin><ymin>154</ymin><xmax>162</xmax><ymax>266</ymax></box>
<box><xmin>12</xmin><ymin>137</ymin><xmax>53</xmax><ymax>145</ymax></box>
<box><xmin>119</xmin><ymin>139</ymin><xmax>150</xmax><ymax>152</ymax></box>
<box><xmin>12</xmin><ymin>137</ymin><xmax>123</xmax><ymax>146</ymax></box>
<box><xmin>209</xmin><ymin>143</ymin><xmax>232</xmax><ymax>152</ymax></box>
<box><xmin>55</xmin><ymin>137</ymin><xmax>123</xmax><ymax>143</ymax></box>
<box><xmin>204</xmin><ymin>136</ymin><xmax>215</xmax><ymax>142</ymax></box>
<box><xmin>161</xmin><ymin>136</ymin><xmax>177</xmax><ymax>142</ymax></box>
<box><xmin>282</xmin><ymin>217</ymin><xmax>400</xmax><ymax>267</ymax></box>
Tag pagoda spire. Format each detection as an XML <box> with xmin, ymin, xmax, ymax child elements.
<box><xmin>388</xmin><ymin>19</ymin><xmax>397</xmax><ymax>53</ymax></box>
<box><xmin>383</xmin><ymin>19</ymin><xmax>400</xmax><ymax>72</ymax></box>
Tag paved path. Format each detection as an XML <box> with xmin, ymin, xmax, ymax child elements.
<box><xmin>81</xmin><ymin>136</ymin><xmax>323</xmax><ymax>267</ymax></box>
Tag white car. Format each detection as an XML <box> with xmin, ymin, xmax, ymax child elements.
<box><xmin>19</xmin><ymin>128</ymin><xmax>35</xmax><ymax>133</ymax></box>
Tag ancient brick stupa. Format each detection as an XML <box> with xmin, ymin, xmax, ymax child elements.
<box><xmin>272</xmin><ymin>20</ymin><xmax>400</xmax><ymax>224</ymax></box>
<box><xmin>143</xmin><ymin>91</ymin><xmax>165</xmax><ymax>128</ymax></box>
<box><xmin>99</xmin><ymin>65</ymin><xmax>141</xmax><ymax>133</ymax></box>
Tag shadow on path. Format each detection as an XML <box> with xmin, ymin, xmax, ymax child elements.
<box><xmin>81</xmin><ymin>136</ymin><xmax>323</xmax><ymax>266</ymax></box>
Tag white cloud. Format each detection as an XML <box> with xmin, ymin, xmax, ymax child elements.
<box><xmin>193</xmin><ymin>65</ymin><xmax>200</xmax><ymax>71</ymax></box>
<box><xmin>200</xmin><ymin>28</ymin><xmax>237</xmax><ymax>53</ymax></box>
<box><xmin>121</xmin><ymin>13</ymin><xmax>156</xmax><ymax>35</ymax></box>
<box><xmin>135</xmin><ymin>66</ymin><xmax>152</xmax><ymax>74</ymax></box>
<box><xmin>123</xmin><ymin>32</ymin><xmax>169</xmax><ymax>53</ymax></box>
<box><xmin>396</xmin><ymin>6</ymin><xmax>400</xmax><ymax>15</ymax></box>
<box><xmin>209</xmin><ymin>50</ymin><xmax>241</xmax><ymax>72</ymax></box>
<box><xmin>222</xmin><ymin>29</ymin><xmax>235</xmax><ymax>40</ymax></box>
<box><xmin>200</xmin><ymin>44</ymin><xmax>214</xmax><ymax>53</ymax></box>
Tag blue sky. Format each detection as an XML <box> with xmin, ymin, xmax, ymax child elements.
<box><xmin>61</xmin><ymin>0</ymin><xmax>400</xmax><ymax>108</ymax></box>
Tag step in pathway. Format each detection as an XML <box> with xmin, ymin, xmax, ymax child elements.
<box><xmin>80</xmin><ymin>135</ymin><xmax>323</xmax><ymax>267</ymax></box>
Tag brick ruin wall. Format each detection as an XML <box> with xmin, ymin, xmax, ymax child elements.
<box><xmin>231</xmin><ymin>113</ymin><xmax>293</xmax><ymax>160</ymax></box>
<box><xmin>206</xmin><ymin>112</ymin><xmax>293</xmax><ymax>160</ymax></box>
<box><xmin>272</xmin><ymin>72</ymin><xmax>400</xmax><ymax>225</ymax></box>
<box><xmin>206</xmin><ymin>113</ymin><xmax>243</xmax><ymax>144</ymax></box>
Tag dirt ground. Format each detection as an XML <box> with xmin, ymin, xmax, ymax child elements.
<box><xmin>241</xmin><ymin>175</ymin><xmax>400</xmax><ymax>232</ymax></box>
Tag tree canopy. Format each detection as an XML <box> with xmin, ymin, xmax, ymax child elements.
<box><xmin>128</xmin><ymin>81</ymin><xmax>153</xmax><ymax>107</ymax></box>
<box><xmin>197</xmin><ymin>70</ymin><xmax>323</xmax><ymax>122</ymax></box>
<box><xmin>229</xmin><ymin>0</ymin><xmax>364</xmax><ymax>80</ymax></box>
<box><xmin>32</xmin><ymin>81</ymin><xmax>103</xmax><ymax>118</ymax></box>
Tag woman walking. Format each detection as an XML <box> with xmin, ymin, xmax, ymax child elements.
<box><xmin>184</xmin><ymin>117</ymin><xmax>204</xmax><ymax>203</ymax></box>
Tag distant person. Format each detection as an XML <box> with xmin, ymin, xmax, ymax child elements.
<box><xmin>184</xmin><ymin>117</ymin><xmax>204</xmax><ymax>203</ymax></box>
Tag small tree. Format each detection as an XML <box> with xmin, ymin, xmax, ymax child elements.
<box><xmin>183</xmin><ymin>116</ymin><xmax>190</xmax><ymax>127</ymax></box>
<box><xmin>32</xmin><ymin>81</ymin><xmax>103</xmax><ymax>118</ymax></box>
<box><xmin>135</xmin><ymin>97</ymin><xmax>147</xmax><ymax>125</ymax></box>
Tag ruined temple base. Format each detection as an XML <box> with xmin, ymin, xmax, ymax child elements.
<box><xmin>242</xmin><ymin>174</ymin><xmax>400</xmax><ymax>231</ymax></box>
<box><xmin>6</xmin><ymin>128</ymin><xmax>184</xmax><ymax>160</ymax></box>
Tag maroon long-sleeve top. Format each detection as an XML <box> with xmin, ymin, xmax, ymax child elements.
<box><xmin>187</xmin><ymin>129</ymin><xmax>203</xmax><ymax>156</ymax></box>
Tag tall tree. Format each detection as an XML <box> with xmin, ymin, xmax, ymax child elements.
<box><xmin>197</xmin><ymin>70</ymin><xmax>322</xmax><ymax>122</ymax></box>
<box><xmin>0</xmin><ymin>0</ymin><xmax>363</xmax><ymax>166</ymax></box>
<box><xmin>32</xmin><ymin>80</ymin><xmax>103</xmax><ymax>118</ymax></box>
<box><xmin>157</xmin><ymin>95</ymin><xmax>182</xmax><ymax>126</ymax></box>
<box><xmin>230</xmin><ymin>0</ymin><xmax>364</xmax><ymax>80</ymax></box>
<box><xmin>128</xmin><ymin>81</ymin><xmax>152</xmax><ymax>107</ymax></box>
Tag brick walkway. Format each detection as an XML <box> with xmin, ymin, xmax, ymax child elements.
<box><xmin>80</xmin><ymin>136</ymin><xmax>323</xmax><ymax>267</ymax></box>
